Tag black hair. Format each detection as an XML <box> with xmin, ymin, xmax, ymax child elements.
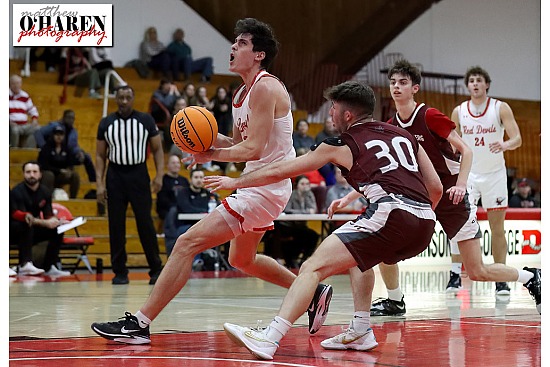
<box><xmin>234</xmin><ymin>18</ymin><xmax>279</xmax><ymax>69</ymax></box>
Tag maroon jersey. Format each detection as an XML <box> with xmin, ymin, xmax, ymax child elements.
<box><xmin>388</xmin><ymin>103</ymin><xmax>460</xmax><ymax>180</ymax></box>
<box><xmin>338</xmin><ymin>120</ymin><xmax>431</xmax><ymax>205</ymax></box>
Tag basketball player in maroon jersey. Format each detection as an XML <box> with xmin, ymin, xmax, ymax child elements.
<box><xmin>333</xmin><ymin>60</ymin><xmax>540</xmax><ymax>323</ymax></box>
<box><xmin>204</xmin><ymin>81</ymin><xmax>443</xmax><ymax>360</ymax></box>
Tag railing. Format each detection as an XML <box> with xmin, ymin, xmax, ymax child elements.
<box><xmin>21</xmin><ymin>47</ymin><xmax>31</xmax><ymax>77</ymax></box>
<box><xmin>102</xmin><ymin>69</ymin><xmax>127</xmax><ymax>117</ymax></box>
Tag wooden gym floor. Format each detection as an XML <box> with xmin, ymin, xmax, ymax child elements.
<box><xmin>9</xmin><ymin>263</ymin><xmax>542</xmax><ymax>367</ymax></box>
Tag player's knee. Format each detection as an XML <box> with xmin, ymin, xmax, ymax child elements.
<box><xmin>297</xmin><ymin>257</ymin><xmax>318</xmax><ymax>276</ymax></box>
<box><xmin>171</xmin><ymin>233</ymin><xmax>201</xmax><ymax>259</ymax></box>
<box><xmin>227</xmin><ymin>252</ymin><xmax>252</xmax><ymax>270</ymax></box>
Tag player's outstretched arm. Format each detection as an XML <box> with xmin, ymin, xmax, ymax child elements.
<box><xmin>205</xmin><ymin>143</ymin><xmax>352</xmax><ymax>192</ymax></box>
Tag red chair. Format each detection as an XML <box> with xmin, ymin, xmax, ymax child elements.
<box><xmin>52</xmin><ymin>203</ymin><xmax>94</xmax><ymax>273</ymax></box>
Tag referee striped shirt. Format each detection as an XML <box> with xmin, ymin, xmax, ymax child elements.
<box><xmin>97</xmin><ymin>110</ymin><xmax>159</xmax><ymax>166</ymax></box>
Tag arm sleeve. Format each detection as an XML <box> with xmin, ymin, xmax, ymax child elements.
<box><xmin>425</xmin><ymin>108</ymin><xmax>455</xmax><ymax>140</ymax></box>
<box><xmin>10</xmin><ymin>189</ymin><xmax>29</xmax><ymax>222</ymax></box>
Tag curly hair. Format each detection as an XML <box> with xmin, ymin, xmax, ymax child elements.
<box><xmin>234</xmin><ymin>18</ymin><xmax>279</xmax><ymax>69</ymax></box>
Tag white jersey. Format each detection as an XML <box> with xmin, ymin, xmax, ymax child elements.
<box><xmin>232</xmin><ymin>70</ymin><xmax>296</xmax><ymax>174</ymax></box>
<box><xmin>457</xmin><ymin>97</ymin><xmax>505</xmax><ymax>174</ymax></box>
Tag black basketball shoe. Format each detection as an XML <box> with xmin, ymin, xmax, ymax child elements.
<box><xmin>91</xmin><ymin>312</ymin><xmax>151</xmax><ymax>344</ymax></box>
<box><xmin>307</xmin><ymin>283</ymin><xmax>333</xmax><ymax>334</ymax></box>
<box><xmin>446</xmin><ymin>271</ymin><xmax>462</xmax><ymax>292</ymax></box>
<box><xmin>370</xmin><ymin>296</ymin><xmax>406</xmax><ymax>316</ymax></box>
<box><xmin>522</xmin><ymin>267</ymin><xmax>541</xmax><ymax>314</ymax></box>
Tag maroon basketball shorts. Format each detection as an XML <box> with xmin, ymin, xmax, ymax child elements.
<box><xmin>334</xmin><ymin>194</ymin><xmax>436</xmax><ymax>272</ymax></box>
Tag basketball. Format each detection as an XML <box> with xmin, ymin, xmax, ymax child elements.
<box><xmin>170</xmin><ymin>106</ymin><xmax>218</xmax><ymax>154</ymax></box>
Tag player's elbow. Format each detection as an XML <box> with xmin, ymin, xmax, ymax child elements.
<box><xmin>430</xmin><ymin>181</ymin><xmax>443</xmax><ymax>206</ymax></box>
<box><xmin>515</xmin><ymin>135</ymin><xmax>522</xmax><ymax>148</ymax></box>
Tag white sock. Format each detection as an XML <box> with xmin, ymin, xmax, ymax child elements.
<box><xmin>351</xmin><ymin>311</ymin><xmax>371</xmax><ymax>333</ymax></box>
<box><xmin>387</xmin><ymin>287</ymin><xmax>403</xmax><ymax>302</ymax></box>
<box><xmin>265</xmin><ymin>316</ymin><xmax>291</xmax><ymax>344</ymax></box>
<box><xmin>134</xmin><ymin>311</ymin><xmax>152</xmax><ymax>328</ymax></box>
<box><xmin>517</xmin><ymin>269</ymin><xmax>534</xmax><ymax>284</ymax></box>
<box><xmin>451</xmin><ymin>263</ymin><xmax>462</xmax><ymax>274</ymax></box>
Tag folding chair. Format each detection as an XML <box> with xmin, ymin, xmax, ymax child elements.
<box><xmin>52</xmin><ymin>203</ymin><xmax>94</xmax><ymax>273</ymax></box>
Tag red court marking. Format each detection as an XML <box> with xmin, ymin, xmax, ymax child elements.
<box><xmin>9</xmin><ymin>320</ymin><xmax>541</xmax><ymax>367</ymax></box>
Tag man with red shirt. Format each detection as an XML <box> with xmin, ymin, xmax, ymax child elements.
<box><xmin>9</xmin><ymin>74</ymin><xmax>39</xmax><ymax>148</ymax></box>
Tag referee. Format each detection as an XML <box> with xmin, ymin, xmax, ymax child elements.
<box><xmin>96</xmin><ymin>85</ymin><xmax>164</xmax><ymax>285</ymax></box>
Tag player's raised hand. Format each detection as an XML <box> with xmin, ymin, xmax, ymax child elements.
<box><xmin>204</xmin><ymin>175</ymin><xmax>238</xmax><ymax>192</ymax></box>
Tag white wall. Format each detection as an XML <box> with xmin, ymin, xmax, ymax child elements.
<box><xmin>382</xmin><ymin>0</ymin><xmax>541</xmax><ymax>101</ymax></box>
<box><xmin>8</xmin><ymin>0</ymin><xmax>542</xmax><ymax>100</ymax></box>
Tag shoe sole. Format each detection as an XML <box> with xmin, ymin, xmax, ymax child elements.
<box><xmin>223</xmin><ymin>323</ymin><xmax>273</xmax><ymax>360</ymax></box>
<box><xmin>370</xmin><ymin>311</ymin><xmax>406</xmax><ymax>316</ymax></box>
<box><xmin>495</xmin><ymin>290</ymin><xmax>511</xmax><ymax>296</ymax></box>
<box><xmin>321</xmin><ymin>341</ymin><xmax>379</xmax><ymax>351</ymax></box>
<box><xmin>91</xmin><ymin>325</ymin><xmax>151</xmax><ymax>345</ymax></box>
<box><xmin>309</xmin><ymin>285</ymin><xmax>333</xmax><ymax>334</ymax></box>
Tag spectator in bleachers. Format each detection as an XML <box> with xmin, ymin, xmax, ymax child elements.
<box><xmin>9</xmin><ymin>74</ymin><xmax>40</xmax><ymax>148</ymax></box>
<box><xmin>315</xmin><ymin>116</ymin><xmax>338</xmax><ymax>144</ymax></box>
<box><xmin>29</xmin><ymin>47</ymin><xmax>62</xmax><ymax>72</ymax></box>
<box><xmin>10</xmin><ymin>161</ymin><xmax>71</xmax><ymax>277</ymax></box>
<box><xmin>34</xmin><ymin>109</ymin><xmax>96</xmax><ymax>185</ymax></box>
<box><xmin>273</xmin><ymin>175</ymin><xmax>320</xmax><ymax>268</ymax></box>
<box><xmin>210</xmin><ymin>85</ymin><xmax>233</xmax><ymax>136</ymax></box>
<box><xmin>509</xmin><ymin>178</ymin><xmax>540</xmax><ymax>208</ymax></box>
<box><xmin>292</xmin><ymin>119</ymin><xmax>315</xmax><ymax>152</ymax></box>
<box><xmin>88</xmin><ymin>47</ymin><xmax>122</xmax><ymax>93</ymax></box>
<box><xmin>140</xmin><ymin>26</ymin><xmax>177</xmax><ymax>80</ymax></box>
<box><xmin>164</xmin><ymin>168</ymin><xmax>220</xmax><ymax>261</ymax></box>
<box><xmin>156</xmin><ymin>154</ymin><xmax>189</xmax><ymax>222</ymax></box>
<box><xmin>37</xmin><ymin>124</ymin><xmax>81</xmax><ymax>199</ymax></box>
<box><xmin>195</xmin><ymin>86</ymin><xmax>211</xmax><ymax>109</ymax></box>
<box><xmin>181</xmin><ymin>82</ymin><xmax>198</xmax><ymax>106</ymax></box>
<box><xmin>58</xmin><ymin>47</ymin><xmax>102</xmax><ymax>98</ymax></box>
<box><xmin>150</xmin><ymin>79</ymin><xmax>180</xmax><ymax>147</ymax></box>
<box><xmin>167</xmin><ymin>28</ymin><xmax>214</xmax><ymax>82</ymax></box>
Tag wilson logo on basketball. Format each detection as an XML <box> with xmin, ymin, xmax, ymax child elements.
<box><xmin>170</xmin><ymin>106</ymin><xmax>218</xmax><ymax>154</ymax></box>
<box><xmin>176</xmin><ymin>117</ymin><xmax>196</xmax><ymax>148</ymax></box>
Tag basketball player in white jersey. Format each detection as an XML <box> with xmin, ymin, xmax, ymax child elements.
<box><xmin>452</xmin><ymin>66</ymin><xmax>522</xmax><ymax>295</ymax></box>
<box><xmin>91</xmin><ymin>18</ymin><xmax>332</xmax><ymax>345</ymax></box>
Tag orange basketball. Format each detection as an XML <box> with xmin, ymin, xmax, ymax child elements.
<box><xmin>170</xmin><ymin>106</ymin><xmax>218</xmax><ymax>154</ymax></box>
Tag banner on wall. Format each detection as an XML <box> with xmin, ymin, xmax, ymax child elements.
<box><xmin>402</xmin><ymin>220</ymin><xmax>541</xmax><ymax>266</ymax></box>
